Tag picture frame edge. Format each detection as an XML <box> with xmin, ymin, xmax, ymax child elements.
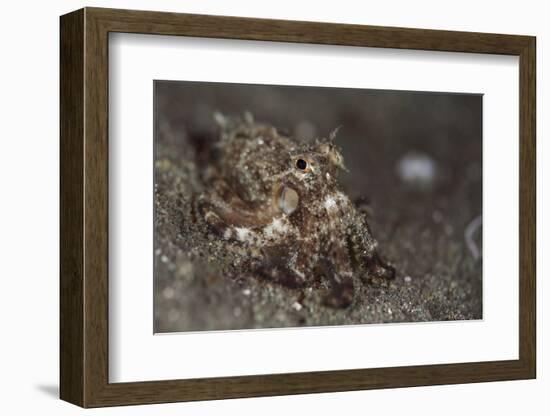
<box><xmin>60</xmin><ymin>7</ymin><xmax>85</xmax><ymax>408</ymax></box>
<box><xmin>59</xmin><ymin>7</ymin><xmax>537</xmax><ymax>408</ymax></box>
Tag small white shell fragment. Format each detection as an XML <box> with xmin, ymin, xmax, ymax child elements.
<box><xmin>396</xmin><ymin>151</ymin><xmax>437</xmax><ymax>188</ymax></box>
<box><xmin>235</xmin><ymin>227</ymin><xmax>252</xmax><ymax>242</ymax></box>
<box><xmin>162</xmin><ymin>287</ymin><xmax>175</xmax><ymax>299</ymax></box>
<box><xmin>213</xmin><ymin>111</ymin><xmax>227</xmax><ymax>127</ymax></box>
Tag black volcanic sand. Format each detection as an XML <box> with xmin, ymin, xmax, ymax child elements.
<box><xmin>153</xmin><ymin>81</ymin><xmax>482</xmax><ymax>332</ymax></box>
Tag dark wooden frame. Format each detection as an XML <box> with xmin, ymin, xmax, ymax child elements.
<box><xmin>60</xmin><ymin>7</ymin><xmax>536</xmax><ymax>408</ymax></box>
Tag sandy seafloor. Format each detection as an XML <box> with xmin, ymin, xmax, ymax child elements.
<box><xmin>153</xmin><ymin>81</ymin><xmax>482</xmax><ymax>333</ymax></box>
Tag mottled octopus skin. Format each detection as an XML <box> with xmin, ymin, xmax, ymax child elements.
<box><xmin>198</xmin><ymin>113</ymin><xmax>394</xmax><ymax>308</ymax></box>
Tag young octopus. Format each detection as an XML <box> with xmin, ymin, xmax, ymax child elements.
<box><xmin>197</xmin><ymin>113</ymin><xmax>394</xmax><ymax>308</ymax></box>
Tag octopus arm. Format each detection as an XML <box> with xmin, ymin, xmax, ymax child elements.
<box><xmin>347</xmin><ymin>210</ymin><xmax>396</xmax><ymax>284</ymax></box>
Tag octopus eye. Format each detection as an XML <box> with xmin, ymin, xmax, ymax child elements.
<box><xmin>296</xmin><ymin>159</ymin><xmax>308</xmax><ymax>170</ymax></box>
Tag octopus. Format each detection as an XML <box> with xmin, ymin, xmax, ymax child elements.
<box><xmin>197</xmin><ymin>113</ymin><xmax>394</xmax><ymax>308</ymax></box>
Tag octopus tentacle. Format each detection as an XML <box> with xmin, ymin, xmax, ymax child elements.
<box><xmin>348</xmin><ymin>210</ymin><xmax>395</xmax><ymax>284</ymax></box>
<box><xmin>321</xmin><ymin>239</ymin><xmax>356</xmax><ymax>308</ymax></box>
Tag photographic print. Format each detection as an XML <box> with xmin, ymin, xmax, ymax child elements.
<box><xmin>154</xmin><ymin>81</ymin><xmax>482</xmax><ymax>333</ymax></box>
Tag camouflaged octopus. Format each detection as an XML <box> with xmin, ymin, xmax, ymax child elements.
<box><xmin>197</xmin><ymin>113</ymin><xmax>394</xmax><ymax>308</ymax></box>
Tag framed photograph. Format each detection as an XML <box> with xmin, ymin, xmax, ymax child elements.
<box><xmin>60</xmin><ymin>7</ymin><xmax>536</xmax><ymax>407</ymax></box>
